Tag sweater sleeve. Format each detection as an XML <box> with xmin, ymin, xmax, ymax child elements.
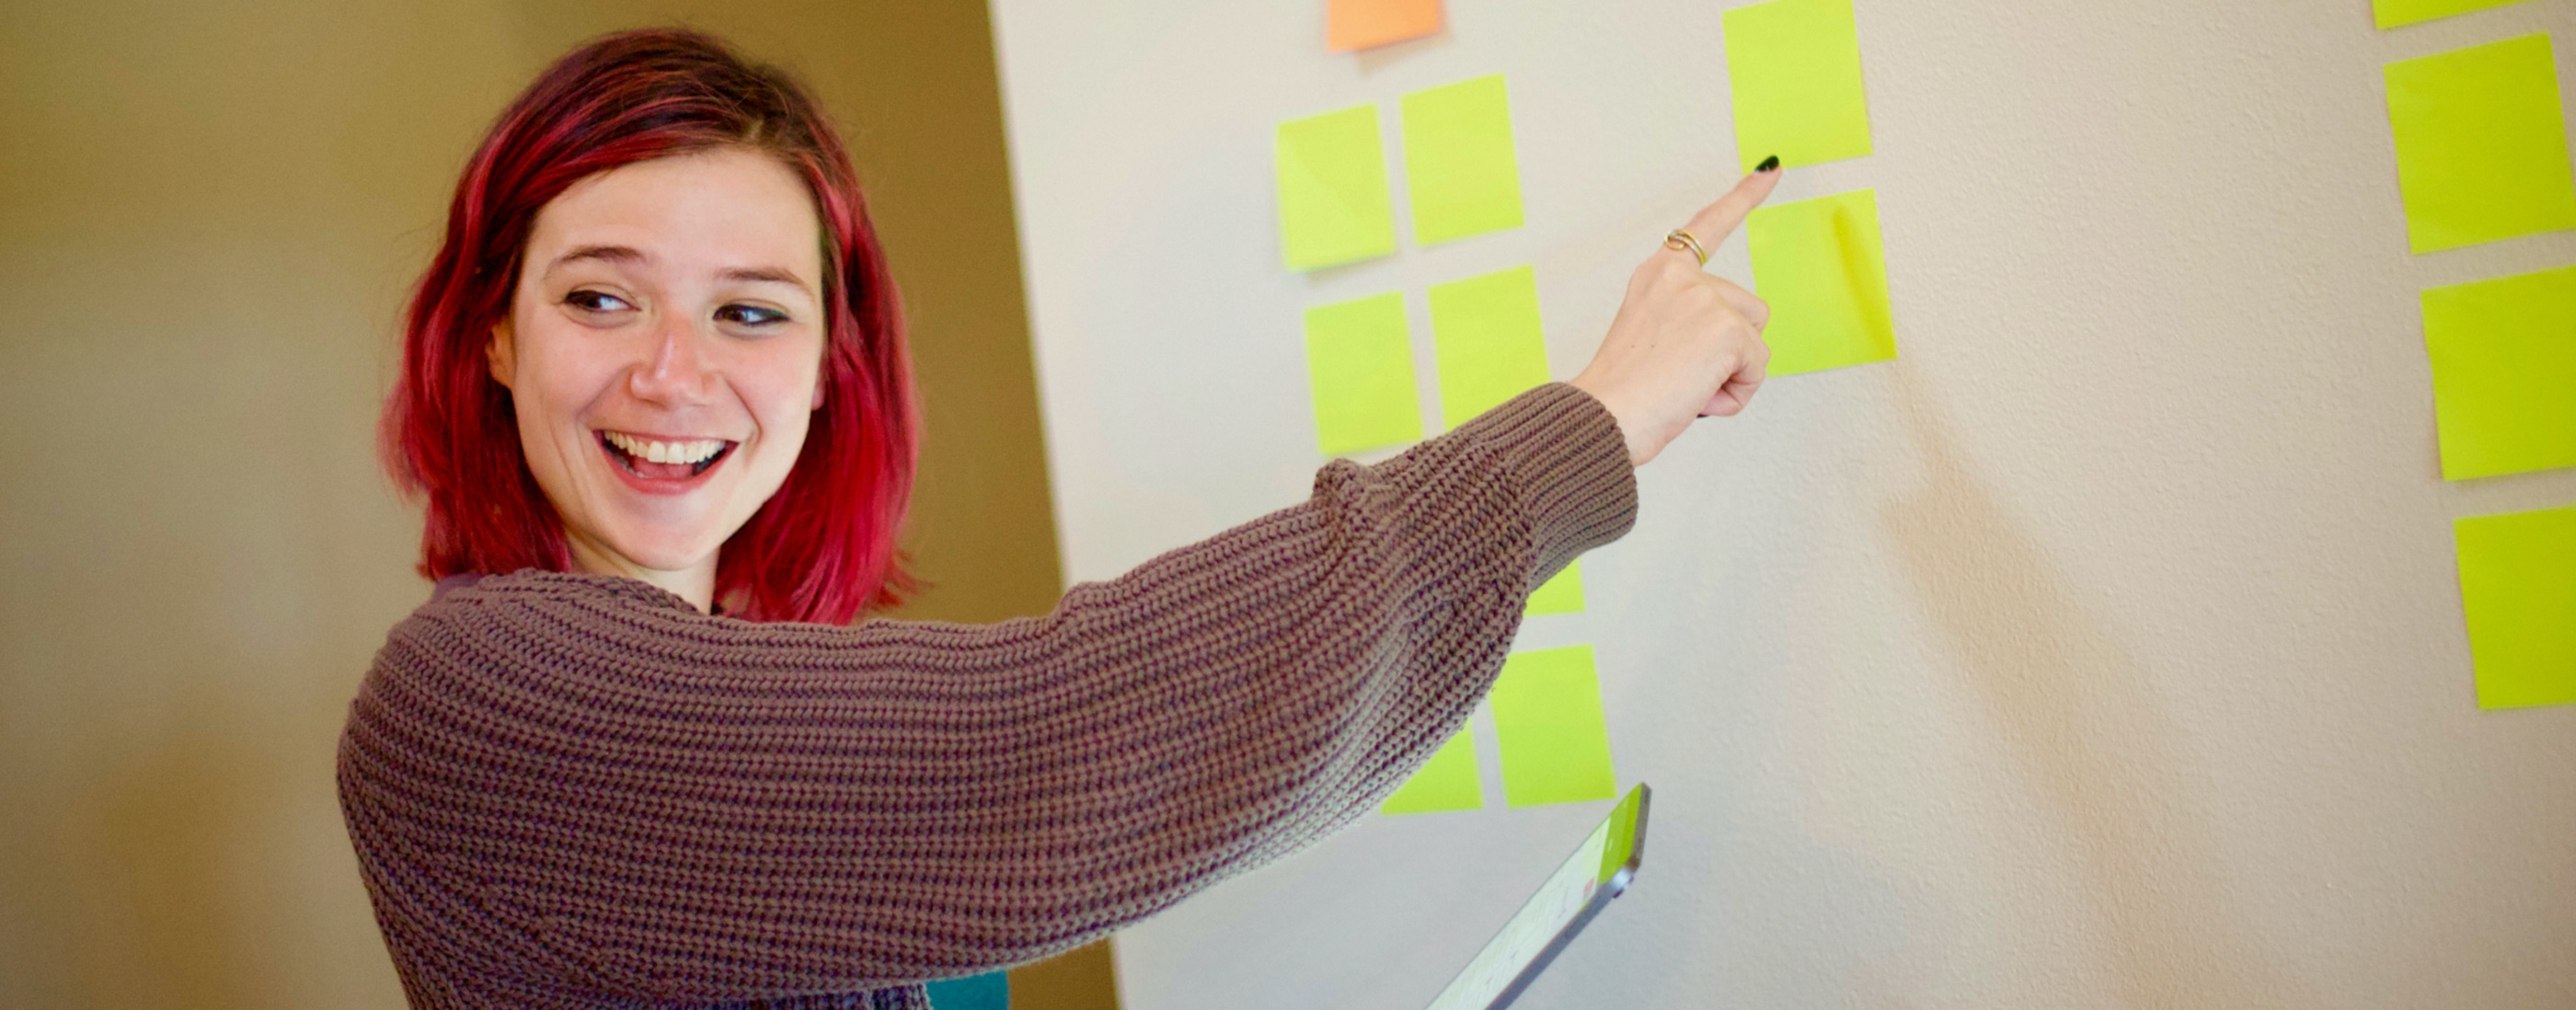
<box><xmin>338</xmin><ymin>383</ymin><xmax>1635</xmax><ymax>1004</ymax></box>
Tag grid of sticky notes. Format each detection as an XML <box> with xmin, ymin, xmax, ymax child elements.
<box><xmin>2373</xmin><ymin>16</ymin><xmax>2576</xmax><ymax>711</ymax></box>
<box><xmin>2454</xmin><ymin>506</ymin><xmax>2576</xmax><ymax>709</ymax></box>
<box><xmin>1289</xmin><ymin>78</ymin><xmax>1536</xmax><ymax>458</ymax></box>
<box><xmin>1274</xmin><ymin>75</ymin><xmax>1525</xmax><ymax>276</ymax></box>
<box><xmin>1271</xmin><ymin>72</ymin><xmax>1619</xmax><ymax>813</ymax></box>
<box><xmin>2382</xmin><ymin>34</ymin><xmax>2576</xmax><ymax>254</ymax></box>
<box><xmin>1724</xmin><ymin>0</ymin><xmax>1899</xmax><ymax>376</ymax></box>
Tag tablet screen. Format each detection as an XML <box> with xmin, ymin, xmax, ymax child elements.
<box><xmin>1421</xmin><ymin>785</ymin><xmax>1648</xmax><ymax>1010</ymax></box>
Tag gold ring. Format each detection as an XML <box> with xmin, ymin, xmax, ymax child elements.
<box><xmin>1663</xmin><ymin>228</ymin><xmax>1708</xmax><ymax>267</ymax></box>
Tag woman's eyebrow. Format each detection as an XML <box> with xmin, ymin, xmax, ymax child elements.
<box><xmin>545</xmin><ymin>248</ymin><xmax>805</xmax><ymax>292</ymax></box>
<box><xmin>719</xmin><ymin>266</ymin><xmax>809</xmax><ymax>289</ymax></box>
<box><xmin>547</xmin><ymin>244</ymin><xmax>646</xmax><ymax>273</ymax></box>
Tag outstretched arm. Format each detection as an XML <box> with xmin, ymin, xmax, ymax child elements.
<box><xmin>344</xmin><ymin>384</ymin><xmax>1631</xmax><ymax>1002</ymax></box>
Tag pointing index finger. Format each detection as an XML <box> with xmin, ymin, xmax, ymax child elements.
<box><xmin>1681</xmin><ymin>161</ymin><xmax>1785</xmax><ymax>250</ymax></box>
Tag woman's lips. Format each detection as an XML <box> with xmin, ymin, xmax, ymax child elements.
<box><xmin>596</xmin><ymin>430</ymin><xmax>737</xmax><ymax>495</ymax></box>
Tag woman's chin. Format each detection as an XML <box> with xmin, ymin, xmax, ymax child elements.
<box><xmin>629</xmin><ymin>545</ymin><xmax>722</xmax><ymax>575</ymax></box>
<box><xmin>584</xmin><ymin>523</ymin><xmax>726</xmax><ymax>576</ymax></box>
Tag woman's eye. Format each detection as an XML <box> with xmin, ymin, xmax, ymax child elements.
<box><xmin>564</xmin><ymin>290</ymin><xmax>633</xmax><ymax>313</ymax></box>
<box><xmin>716</xmin><ymin>304</ymin><xmax>788</xmax><ymax>327</ymax></box>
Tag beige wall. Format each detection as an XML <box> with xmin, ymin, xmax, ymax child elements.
<box><xmin>0</xmin><ymin>0</ymin><xmax>1075</xmax><ymax>1005</ymax></box>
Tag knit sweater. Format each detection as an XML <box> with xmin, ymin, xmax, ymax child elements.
<box><xmin>338</xmin><ymin>383</ymin><xmax>1638</xmax><ymax>1009</ymax></box>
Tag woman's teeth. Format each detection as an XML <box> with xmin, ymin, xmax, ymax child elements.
<box><xmin>602</xmin><ymin>431</ymin><xmax>726</xmax><ymax>465</ymax></box>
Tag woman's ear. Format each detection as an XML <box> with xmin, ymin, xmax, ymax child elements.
<box><xmin>487</xmin><ymin>320</ymin><xmax>517</xmax><ymax>389</ymax></box>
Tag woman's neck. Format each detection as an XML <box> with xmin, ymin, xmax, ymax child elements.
<box><xmin>565</xmin><ymin>534</ymin><xmax>716</xmax><ymax>614</ymax></box>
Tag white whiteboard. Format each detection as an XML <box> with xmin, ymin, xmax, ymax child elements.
<box><xmin>986</xmin><ymin>1</ymin><xmax>2576</xmax><ymax>1006</ymax></box>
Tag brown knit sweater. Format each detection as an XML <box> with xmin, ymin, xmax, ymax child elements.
<box><xmin>338</xmin><ymin>384</ymin><xmax>1638</xmax><ymax>1009</ymax></box>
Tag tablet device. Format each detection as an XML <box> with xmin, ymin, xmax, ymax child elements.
<box><xmin>1421</xmin><ymin>783</ymin><xmax>1650</xmax><ymax>1010</ymax></box>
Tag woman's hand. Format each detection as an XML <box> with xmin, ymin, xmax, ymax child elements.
<box><xmin>1570</xmin><ymin>167</ymin><xmax>1783</xmax><ymax>467</ymax></box>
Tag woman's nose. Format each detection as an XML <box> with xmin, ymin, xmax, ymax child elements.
<box><xmin>628</xmin><ymin>317</ymin><xmax>717</xmax><ymax>405</ymax></box>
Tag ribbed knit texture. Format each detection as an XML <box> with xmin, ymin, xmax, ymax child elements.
<box><xmin>338</xmin><ymin>383</ymin><xmax>1638</xmax><ymax>1008</ymax></box>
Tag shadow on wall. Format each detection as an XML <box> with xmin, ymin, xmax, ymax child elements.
<box><xmin>1880</xmin><ymin>370</ymin><xmax>2310</xmax><ymax>1008</ymax></box>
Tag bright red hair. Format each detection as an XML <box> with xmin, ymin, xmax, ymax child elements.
<box><xmin>382</xmin><ymin>29</ymin><xmax>915</xmax><ymax>624</ymax></box>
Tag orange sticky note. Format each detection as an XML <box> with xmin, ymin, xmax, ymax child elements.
<box><xmin>1329</xmin><ymin>0</ymin><xmax>1442</xmax><ymax>52</ymax></box>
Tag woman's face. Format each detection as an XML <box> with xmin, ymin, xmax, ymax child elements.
<box><xmin>489</xmin><ymin>147</ymin><xmax>827</xmax><ymax>585</ymax></box>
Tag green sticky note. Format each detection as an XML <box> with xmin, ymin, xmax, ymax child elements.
<box><xmin>1747</xmin><ymin>189</ymin><xmax>1897</xmax><ymax>376</ymax></box>
<box><xmin>1383</xmin><ymin>727</ymin><xmax>1483</xmax><ymax>814</ymax></box>
<box><xmin>1490</xmin><ymin>646</ymin><xmax>1617</xmax><ymax>808</ymax></box>
<box><xmin>2423</xmin><ymin>265</ymin><xmax>2576</xmax><ymax>480</ymax></box>
<box><xmin>1401</xmin><ymin>75</ymin><xmax>1526</xmax><ymax>247</ymax></box>
<box><xmin>1277</xmin><ymin>104</ymin><xmax>1397</xmax><ymax>270</ymax></box>
<box><xmin>1722</xmin><ymin>0</ymin><xmax>1872</xmax><ymax>172</ymax></box>
<box><xmin>1429</xmin><ymin>265</ymin><xmax>1551</xmax><ymax>429</ymax></box>
<box><xmin>1526</xmin><ymin>560</ymin><xmax>1584</xmax><ymax>616</ymax></box>
<box><xmin>2454</xmin><ymin>505</ymin><xmax>2576</xmax><ymax>709</ymax></box>
<box><xmin>2375</xmin><ymin>0</ymin><xmax>2531</xmax><ymax>29</ymax></box>
<box><xmin>2384</xmin><ymin>35</ymin><xmax>2576</xmax><ymax>254</ymax></box>
<box><xmin>1305</xmin><ymin>293</ymin><xmax>1425</xmax><ymax>457</ymax></box>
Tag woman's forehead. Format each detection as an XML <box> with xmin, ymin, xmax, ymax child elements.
<box><xmin>528</xmin><ymin>149</ymin><xmax>822</xmax><ymax>285</ymax></box>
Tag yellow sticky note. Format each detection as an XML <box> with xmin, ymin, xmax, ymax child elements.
<box><xmin>1526</xmin><ymin>560</ymin><xmax>1585</xmax><ymax>616</ymax></box>
<box><xmin>2423</xmin><ymin>265</ymin><xmax>2576</xmax><ymax>480</ymax></box>
<box><xmin>1401</xmin><ymin>75</ymin><xmax>1525</xmax><ymax>247</ymax></box>
<box><xmin>1277</xmin><ymin>104</ymin><xmax>1397</xmax><ymax>270</ymax></box>
<box><xmin>1722</xmin><ymin>0</ymin><xmax>1872</xmax><ymax>172</ymax></box>
<box><xmin>1747</xmin><ymin>189</ymin><xmax>1897</xmax><ymax>376</ymax></box>
<box><xmin>2375</xmin><ymin>0</ymin><xmax>2530</xmax><ymax>29</ymax></box>
<box><xmin>1491</xmin><ymin>646</ymin><xmax>1617</xmax><ymax>808</ymax></box>
<box><xmin>1382</xmin><ymin>726</ymin><xmax>1483</xmax><ymax>813</ymax></box>
<box><xmin>2454</xmin><ymin>506</ymin><xmax>2576</xmax><ymax>709</ymax></box>
<box><xmin>1329</xmin><ymin>0</ymin><xmax>1442</xmax><ymax>52</ymax></box>
<box><xmin>1429</xmin><ymin>265</ymin><xmax>1551</xmax><ymax>429</ymax></box>
<box><xmin>2384</xmin><ymin>35</ymin><xmax>2576</xmax><ymax>254</ymax></box>
<box><xmin>1305</xmin><ymin>293</ymin><xmax>1425</xmax><ymax>457</ymax></box>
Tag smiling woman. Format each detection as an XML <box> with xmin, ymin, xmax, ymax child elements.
<box><xmin>342</xmin><ymin>25</ymin><xmax>1772</xmax><ymax>1010</ymax></box>
<box><xmin>380</xmin><ymin>30</ymin><xmax>914</xmax><ymax>625</ymax></box>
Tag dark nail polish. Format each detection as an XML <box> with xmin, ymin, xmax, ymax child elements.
<box><xmin>1756</xmin><ymin>155</ymin><xmax>1781</xmax><ymax>173</ymax></box>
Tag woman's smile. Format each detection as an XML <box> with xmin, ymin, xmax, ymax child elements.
<box><xmin>596</xmin><ymin>429</ymin><xmax>741</xmax><ymax>493</ymax></box>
